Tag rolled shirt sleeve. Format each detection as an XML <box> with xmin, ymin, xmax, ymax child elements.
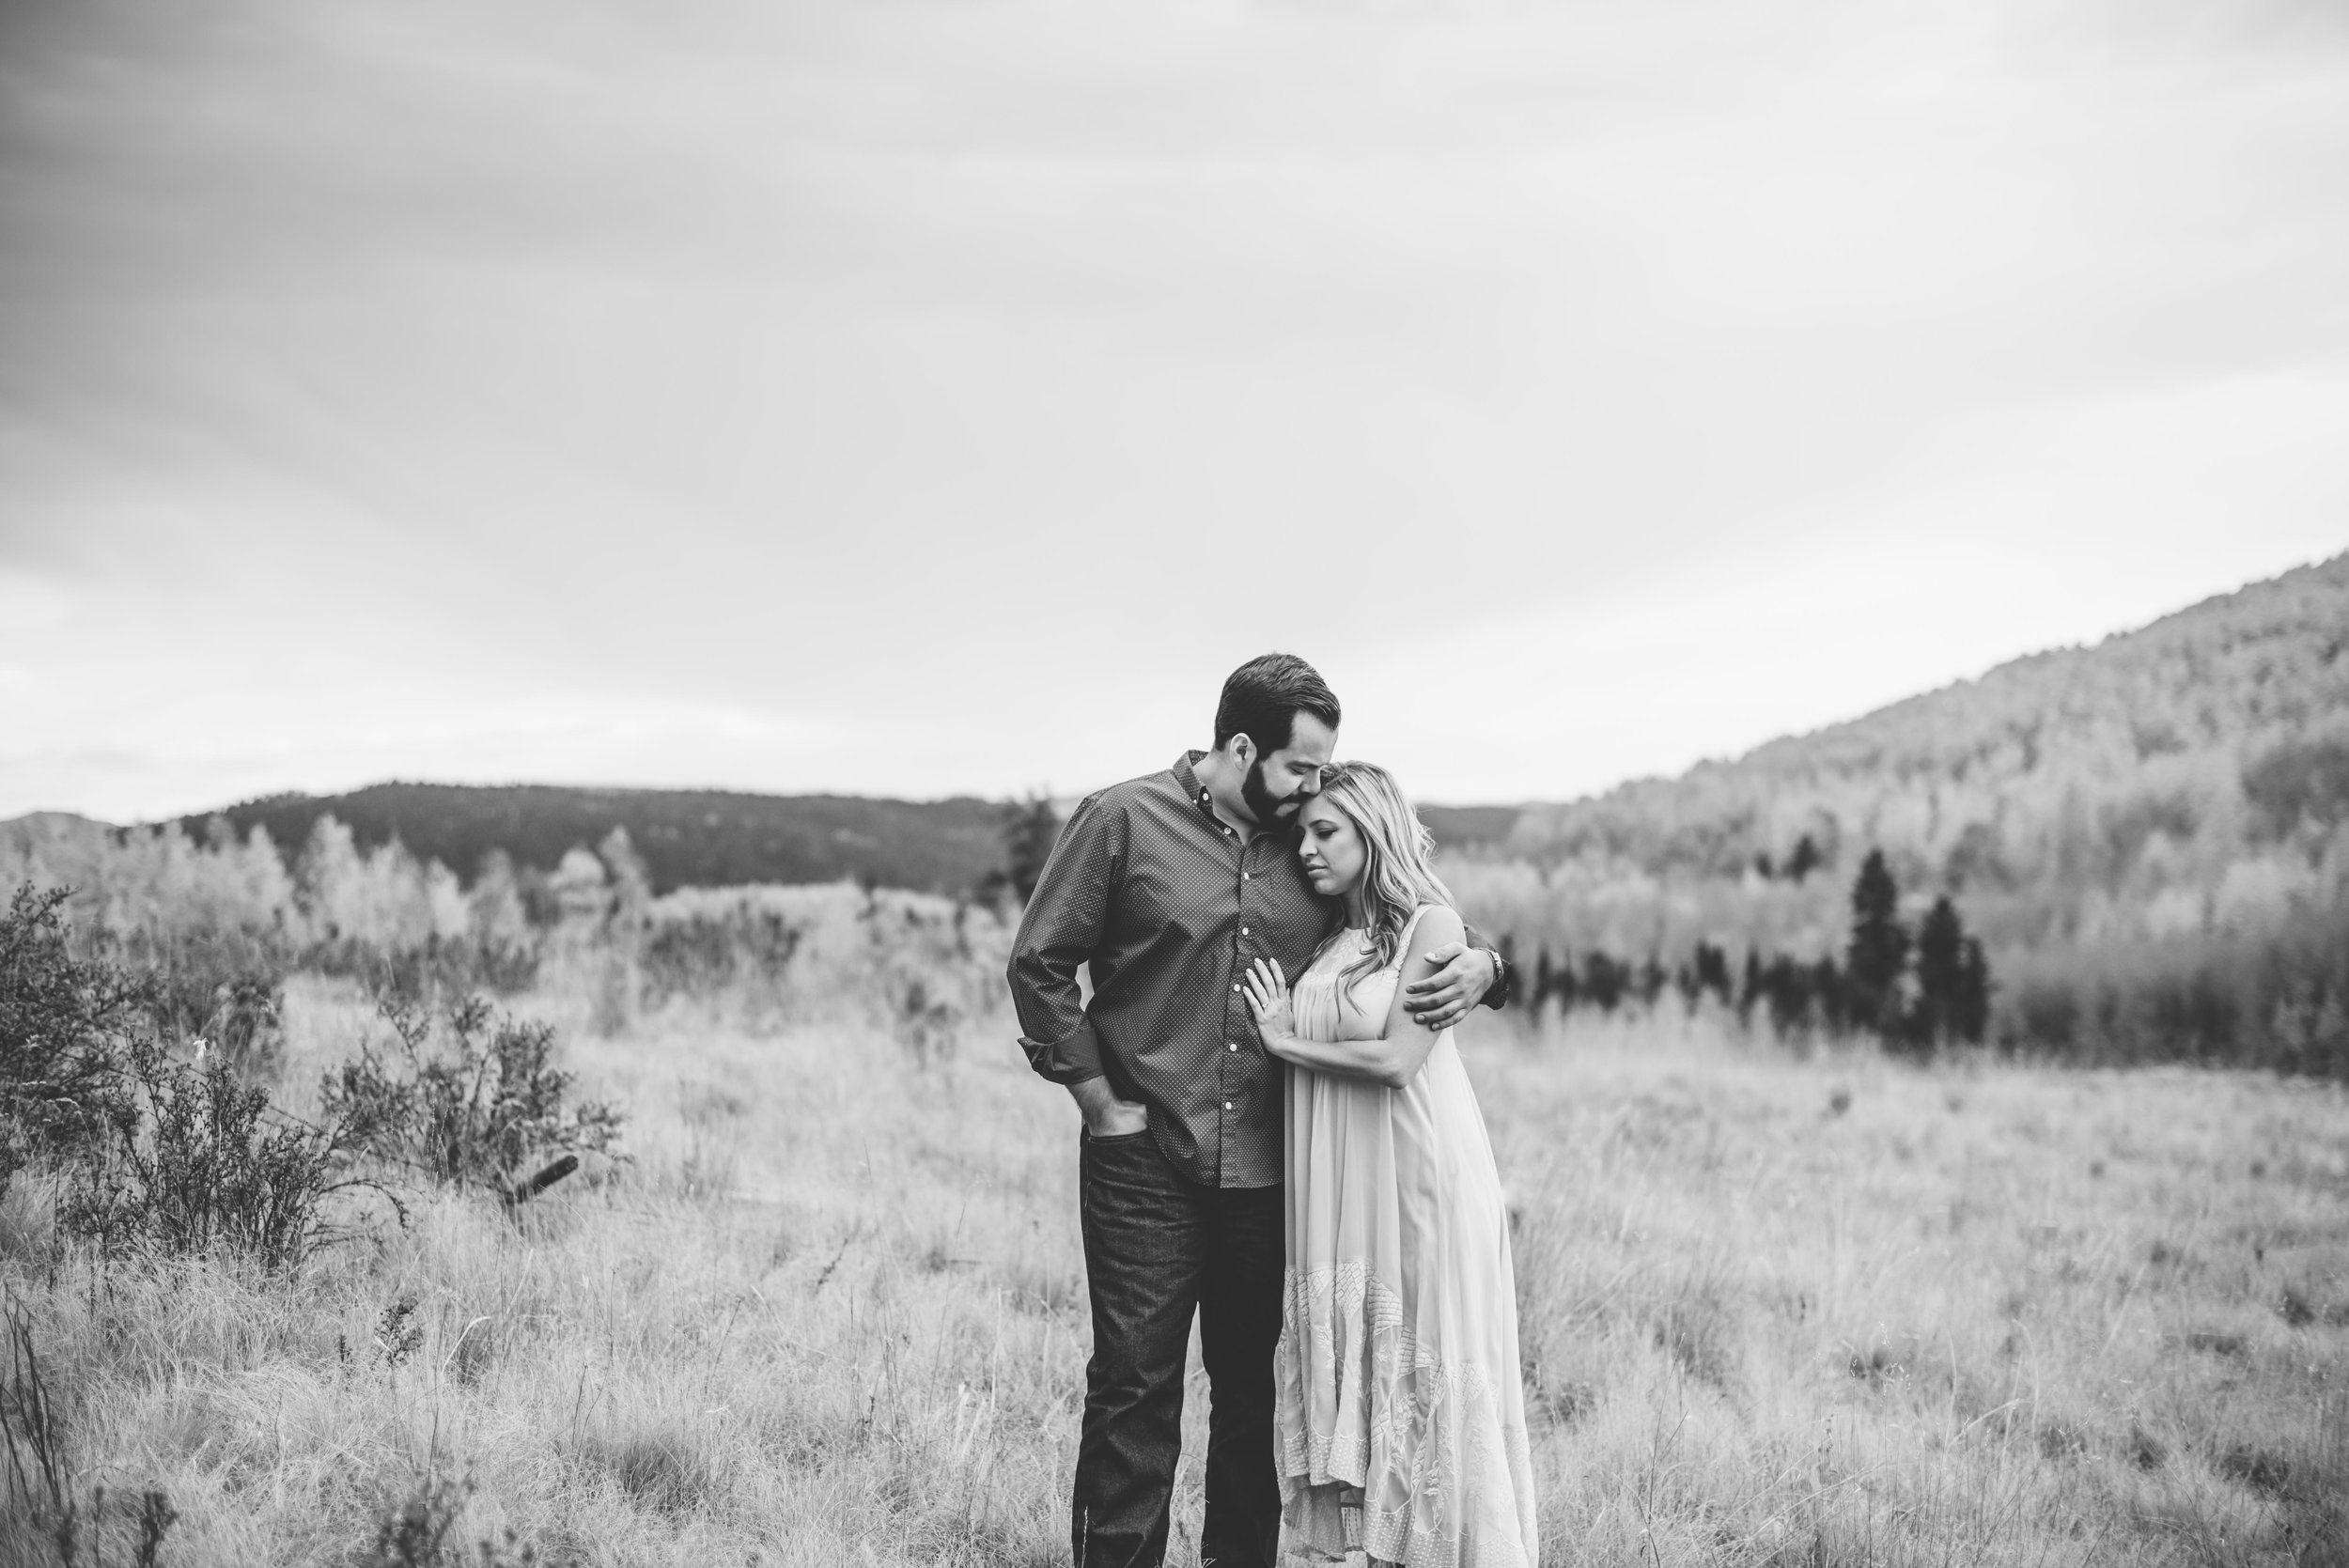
<box><xmin>1006</xmin><ymin>792</ymin><xmax>1123</xmax><ymax>1087</ymax></box>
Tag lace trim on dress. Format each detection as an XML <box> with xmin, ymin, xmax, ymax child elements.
<box><xmin>1273</xmin><ymin>1262</ymin><xmax>1537</xmax><ymax>1568</ymax></box>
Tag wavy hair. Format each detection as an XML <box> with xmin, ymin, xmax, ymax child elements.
<box><xmin>1308</xmin><ymin>761</ymin><xmax>1457</xmax><ymax>986</ymax></box>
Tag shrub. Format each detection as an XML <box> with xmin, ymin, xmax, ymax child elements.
<box><xmin>0</xmin><ymin>885</ymin><xmax>148</xmax><ymax>1203</ymax></box>
<box><xmin>358</xmin><ymin>1471</ymin><xmax>537</xmax><ymax>1567</ymax></box>
<box><xmin>642</xmin><ymin>908</ymin><xmax>801</xmax><ymax>1009</ymax></box>
<box><xmin>121</xmin><ymin>924</ymin><xmax>290</xmax><ymax>1075</ymax></box>
<box><xmin>6</xmin><ymin>882</ymin><xmax>394</xmax><ymax>1271</ymax></box>
<box><xmin>883</xmin><ymin>970</ymin><xmax>960</xmax><ymax>1065</ymax></box>
<box><xmin>194</xmin><ymin>972</ymin><xmax>287</xmax><ymax>1083</ymax></box>
<box><xmin>58</xmin><ymin>1039</ymin><xmax>375</xmax><ymax>1273</ymax></box>
<box><xmin>311</xmin><ymin>934</ymin><xmax>542</xmax><ymax>1007</ymax></box>
<box><xmin>321</xmin><ymin>996</ymin><xmax>624</xmax><ymax>1198</ymax></box>
<box><xmin>1992</xmin><ymin>909</ymin><xmax>2349</xmax><ymax>1078</ymax></box>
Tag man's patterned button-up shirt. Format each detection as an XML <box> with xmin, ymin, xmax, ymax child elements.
<box><xmin>1008</xmin><ymin>751</ymin><xmax>1498</xmax><ymax>1189</ymax></box>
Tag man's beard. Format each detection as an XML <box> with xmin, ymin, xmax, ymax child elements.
<box><xmin>1241</xmin><ymin>757</ymin><xmax>1297</xmax><ymax>827</ymax></box>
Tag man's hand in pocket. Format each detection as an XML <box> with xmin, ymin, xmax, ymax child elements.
<box><xmin>1070</xmin><ymin>1076</ymin><xmax>1149</xmax><ymax>1137</ymax></box>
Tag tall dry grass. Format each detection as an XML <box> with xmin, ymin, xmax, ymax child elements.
<box><xmin>4</xmin><ymin>945</ymin><xmax>2346</xmax><ymax>1564</ymax></box>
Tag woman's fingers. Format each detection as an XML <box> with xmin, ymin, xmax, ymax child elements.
<box><xmin>1240</xmin><ymin>959</ymin><xmax>1285</xmax><ymax>1029</ymax></box>
<box><xmin>1243</xmin><ymin>970</ymin><xmax>1272</xmax><ymax>1012</ymax></box>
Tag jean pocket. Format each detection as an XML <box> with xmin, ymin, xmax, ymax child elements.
<box><xmin>1082</xmin><ymin>1126</ymin><xmax>1152</xmax><ymax>1146</ymax></box>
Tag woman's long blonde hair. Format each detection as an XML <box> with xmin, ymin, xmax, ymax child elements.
<box><xmin>1309</xmin><ymin>761</ymin><xmax>1457</xmax><ymax>986</ymax></box>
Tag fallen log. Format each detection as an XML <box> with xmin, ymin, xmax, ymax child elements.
<box><xmin>496</xmin><ymin>1154</ymin><xmax>580</xmax><ymax>1211</ymax></box>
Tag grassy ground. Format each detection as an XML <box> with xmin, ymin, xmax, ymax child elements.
<box><xmin>4</xmin><ymin>981</ymin><xmax>2346</xmax><ymax>1566</ymax></box>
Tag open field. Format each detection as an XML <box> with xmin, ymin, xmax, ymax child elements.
<box><xmin>4</xmin><ymin>979</ymin><xmax>2347</xmax><ymax>1566</ymax></box>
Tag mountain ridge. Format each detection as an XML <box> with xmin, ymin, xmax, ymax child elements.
<box><xmin>1507</xmin><ymin>551</ymin><xmax>2349</xmax><ymax>896</ymax></box>
<box><xmin>8</xmin><ymin>551</ymin><xmax>2341</xmax><ymax>899</ymax></box>
<box><xmin>2</xmin><ymin>788</ymin><xmax>1531</xmax><ymax>896</ymax></box>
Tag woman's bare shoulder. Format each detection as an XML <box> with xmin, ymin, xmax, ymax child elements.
<box><xmin>1407</xmin><ymin>903</ymin><xmax>1465</xmax><ymax>954</ymax></box>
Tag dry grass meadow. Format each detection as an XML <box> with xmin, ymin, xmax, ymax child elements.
<box><xmin>5</xmin><ymin>949</ymin><xmax>2348</xmax><ymax>1566</ymax></box>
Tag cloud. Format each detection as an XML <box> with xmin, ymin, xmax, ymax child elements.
<box><xmin>2</xmin><ymin>0</ymin><xmax>2345</xmax><ymax>817</ymax></box>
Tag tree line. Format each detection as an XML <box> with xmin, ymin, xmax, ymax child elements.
<box><xmin>1516</xmin><ymin>849</ymin><xmax>1992</xmax><ymax>1052</ymax></box>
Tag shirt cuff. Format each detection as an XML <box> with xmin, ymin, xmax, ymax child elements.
<box><xmin>1020</xmin><ymin>1020</ymin><xmax>1107</xmax><ymax>1085</ymax></box>
<box><xmin>1480</xmin><ymin>948</ymin><xmax>1510</xmax><ymax>1011</ymax></box>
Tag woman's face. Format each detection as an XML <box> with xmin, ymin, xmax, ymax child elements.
<box><xmin>1297</xmin><ymin>795</ymin><xmax>1368</xmax><ymax>902</ymax></box>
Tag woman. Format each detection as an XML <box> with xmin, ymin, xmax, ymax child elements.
<box><xmin>1242</xmin><ymin>761</ymin><xmax>1538</xmax><ymax>1568</ymax></box>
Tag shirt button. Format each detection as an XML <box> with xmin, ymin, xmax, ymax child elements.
<box><xmin>1240</xmin><ymin>926</ymin><xmax>1250</xmax><ymax>935</ymax></box>
<box><xmin>1227</xmin><ymin>1042</ymin><xmax>1237</xmax><ymax>1052</ymax></box>
<box><xmin>1232</xmin><ymin>983</ymin><xmax>1240</xmax><ymax>992</ymax></box>
<box><xmin>1224</xmin><ymin>1101</ymin><xmax>1234</xmax><ymax>1111</ymax></box>
<box><xmin>1242</xmin><ymin>872</ymin><xmax>1252</xmax><ymax>880</ymax></box>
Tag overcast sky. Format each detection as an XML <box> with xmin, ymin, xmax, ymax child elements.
<box><xmin>3</xmin><ymin>0</ymin><xmax>2344</xmax><ymax>822</ymax></box>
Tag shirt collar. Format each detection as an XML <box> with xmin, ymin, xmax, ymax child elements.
<box><xmin>1172</xmin><ymin>751</ymin><xmax>1219</xmax><ymax>820</ymax></box>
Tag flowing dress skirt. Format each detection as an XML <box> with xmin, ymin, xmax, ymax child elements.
<box><xmin>1274</xmin><ymin>917</ymin><xmax>1539</xmax><ymax>1568</ymax></box>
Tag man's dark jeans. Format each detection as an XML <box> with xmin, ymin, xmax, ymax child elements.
<box><xmin>1073</xmin><ymin>1126</ymin><xmax>1283</xmax><ymax>1568</ymax></box>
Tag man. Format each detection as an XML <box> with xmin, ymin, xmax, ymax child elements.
<box><xmin>1008</xmin><ymin>653</ymin><xmax>1509</xmax><ymax>1568</ymax></box>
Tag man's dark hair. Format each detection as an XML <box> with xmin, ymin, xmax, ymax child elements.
<box><xmin>1213</xmin><ymin>653</ymin><xmax>1342</xmax><ymax>754</ymax></box>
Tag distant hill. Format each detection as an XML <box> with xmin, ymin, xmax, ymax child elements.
<box><xmin>172</xmin><ymin>784</ymin><xmax>1013</xmax><ymax>896</ymax></box>
<box><xmin>143</xmin><ymin>784</ymin><xmax>1534</xmax><ymax>898</ymax></box>
<box><xmin>0</xmin><ymin>812</ymin><xmax>115</xmax><ymax>849</ymax></box>
<box><xmin>1511</xmin><ymin>553</ymin><xmax>2349</xmax><ymax>881</ymax></box>
<box><xmin>0</xmin><ymin>784</ymin><xmax>1534</xmax><ymax>904</ymax></box>
<box><xmin>35</xmin><ymin>552</ymin><xmax>2345</xmax><ymax>913</ymax></box>
<box><xmin>1419</xmin><ymin>804</ymin><xmax>1525</xmax><ymax>853</ymax></box>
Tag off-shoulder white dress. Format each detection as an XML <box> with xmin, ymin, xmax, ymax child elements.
<box><xmin>1274</xmin><ymin>906</ymin><xmax>1539</xmax><ymax>1568</ymax></box>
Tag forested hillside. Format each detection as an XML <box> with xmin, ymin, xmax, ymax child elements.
<box><xmin>1451</xmin><ymin>551</ymin><xmax>2349</xmax><ymax>1070</ymax></box>
<box><xmin>171</xmin><ymin>784</ymin><xmax>1009</xmax><ymax>896</ymax></box>
<box><xmin>1502</xmin><ymin>552</ymin><xmax>2348</xmax><ymax>934</ymax></box>
<box><xmin>7</xmin><ymin>553</ymin><xmax>2342</xmax><ymax>1072</ymax></box>
<box><xmin>3</xmin><ymin>784</ymin><xmax>1517</xmax><ymax>917</ymax></box>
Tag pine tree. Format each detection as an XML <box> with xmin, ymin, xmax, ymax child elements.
<box><xmin>1761</xmin><ymin>955</ymin><xmax>1812</xmax><ymax>1035</ymax></box>
<box><xmin>1583</xmin><ymin>952</ymin><xmax>1626</xmax><ymax>1012</ymax></box>
<box><xmin>1812</xmin><ymin>956</ymin><xmax>1847</xmax><ymax>1033</ymax></box>
<box><xmin>983</xmin><ymin>794</ymin><xmax>1064</xmax><ymax>907</ymax></box>
<box><xmin>1787</xmin><ymin>834</ymin><xmax>1823</xmax><ymax>883</ymax></box>
<box><xmin>1554</xmin><ymin>953</ymin><xmax>1581</xmax><ymax>1012</ymax></box>
<box><xmin>1694</xmin><ymin>941</ymin><xmax>1733</xmax><ymax>1007</ymax></box>
<box><xmin>1912</xmin><ymin>895</ymin><xmax>1967</xmax><ymax>1046</ymax></box>
<box><xmin>1953</xmin><ymin>937</ymin><xmax>1992</xmax><ymax>1044</ymax></box>
<box><xmin>1844</xmin><ymin>850</ymin><xmax>1910</xmax><ymax>1037</ymax></box>
<box><xmin>1639</xmin><ymin>955</ymin><xmax>1669</xmax><ymax>1007</ymax></box>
